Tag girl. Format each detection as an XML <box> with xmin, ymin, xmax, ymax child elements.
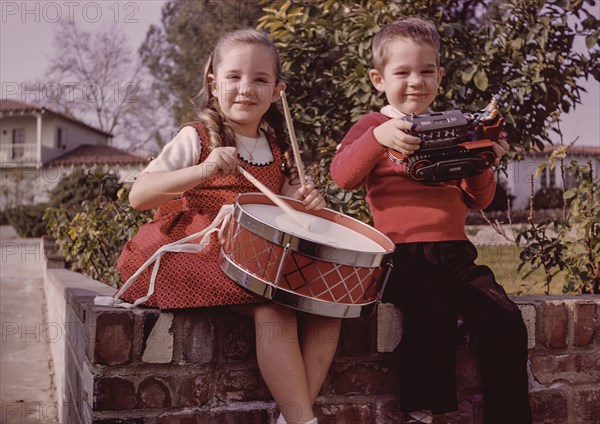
<box><xmin>117</xmin><ymin>29</ymin><xmax>339</xmax><ymax>424</ymax></box>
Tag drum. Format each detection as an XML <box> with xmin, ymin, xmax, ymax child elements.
<box><xmin>219</xmin><ymin>193</ymin><xmax>395</xmax><ymax>318</ymax></box>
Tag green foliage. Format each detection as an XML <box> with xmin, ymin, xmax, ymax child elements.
<box><xmin>258</xmin><ymin>0</ymin><xmax>599</xmax><ymax>219</ymax></box>
<box><xmin>532</xmin><ymin>187</ymin><xmax>564</xmax><ymax>209</ymax></box>
<box><xmin>485</xmin><ymin>177</ymin><xmax>516</xmax><ymax>211</ymax></box>
<box><xmin>139</xmin><ymin>0</ymin><xmax>262</xmax><ymax>125</ymax></box>
<box><xmin>517</xmin><ymin>160</ymin><xmax>600</xmax><ymax>294</ymax></box>
<box><xmin>1</xmin><ymin>167</ymin><xmax>109</xmax><ymax>238</ymax></box>
<box><xmin>4</xmin><ymin>203</ymin><xmax>48</xmax><ymax>238</ymax></box>
<box><xmin>47</xmin><ymin>167</ymin><xmax>107</xmax><ymax>210</ymax></box>
<box><xmin>0</xmin><ymin>209</ymin><xmax>9</xmax><ymax>225</ymax></box>
<box><xmin>45</xmin><ymin>172</ymin><xmax>152</xmax><ymax>287</ymax></box>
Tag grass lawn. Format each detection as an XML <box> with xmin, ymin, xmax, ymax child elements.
<box><xmin>475</xmin><ymin>245</ymin><xmax>565</xmax><ymax>295</ymax></box>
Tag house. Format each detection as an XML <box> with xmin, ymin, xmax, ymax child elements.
<box><xmin>0</xmin><ymin>99</ymin><xmax>147</xmax><ymax>206</ymax></box>
<box><xmin>502</xmin><ymin>145</ymin><xmax>600</xmax><ymax>210</ymax></box>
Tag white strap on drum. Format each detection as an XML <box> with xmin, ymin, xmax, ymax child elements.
<box><xmin>94</xmin><ymin>205</ymin><xmax>233</xmax><ymax>309</ymax></box>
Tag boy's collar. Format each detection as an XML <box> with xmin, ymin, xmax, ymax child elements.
<box><xmin>380</xmin><ymin>105</ymin><xmax>406</xmax><ymax>118</ymax></box>
<box><xmin>380</xmin><ymin>105</ymin><xmax>433</xmax><ymax>118</ymax></box>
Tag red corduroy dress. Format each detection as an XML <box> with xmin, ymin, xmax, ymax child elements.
<box><xmin>117</xmin><ymin>123</ymin><xmax>285</xmax><ymax>309</ymax></box>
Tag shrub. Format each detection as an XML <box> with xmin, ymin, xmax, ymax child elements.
<box><xmin>485</xmin><ymin>178</ymin><xmax>516</xmax><ymax>211</ymax></box>
<box><xmin>517</xmin><ymin>159</ymin><xmax>599</xmax><ymax>294</ymax></box>
<box><xmin>532</xmin><ymin>187</ymin><xmax>564</xmax><ymax>210</ymax></box>
<box><xmin>45</xmin><ymin>171</ymin><xmax>152</xmax><ymax>287</ymax></box>
<box><xmin>258</xmin><ymin>0</ymin><xmax>599</xmax><ymax>220</ymax></box>
<box><xmin>47</xmin><ymin>167</ymin><xmax>107</xmax><ymax>210</ymax></box>
<box><xmin>4</xmin><ymin>203</ymin><xmax>48</xmax><ymax>238</ymax></box>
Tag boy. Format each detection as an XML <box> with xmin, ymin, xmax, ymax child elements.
<box><xmin>330</xmin><ymin>17</ymin><xmax>532</xmax><ymax>424</ymax></box>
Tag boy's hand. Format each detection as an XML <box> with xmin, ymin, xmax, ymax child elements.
<box><xmin>492</xmin><ymin>132</ymin><xmax>509</xmax><ymax>166</ymax></box>
<box><xmin>293</xmin><ymin>182</ymin><xmax>325</xmax><ymax>210</ymax></box>
<box><xmin>373</xmin><ymin>119</ymin><xmax>422</xmax><ymax>155</ymax></box>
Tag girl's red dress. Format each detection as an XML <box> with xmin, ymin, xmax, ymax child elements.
<box><xmin>117</xmin><ymin>123</ymin><xmax>285</xmax><ymax>309</ymax></box>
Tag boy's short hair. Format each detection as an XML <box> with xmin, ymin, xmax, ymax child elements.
<box><xmin>372</xmin><ymin>17</ymin><xmax>440</xmax><ymax>71</ymax></box>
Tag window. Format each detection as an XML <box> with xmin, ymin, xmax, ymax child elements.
<box><xmin>12</xmin><ymin>128</ymin><xmax>25</xmax><ymax>159</ymax></box>
<box><xmin>540</xmin><ymin>166</ymin><xmax>556</xmax><ymax>189</ymax></box>
<box><xmin>56</xmin><ymin>127</ymin><xmax>66</xmax><ymax>149</ymax></box>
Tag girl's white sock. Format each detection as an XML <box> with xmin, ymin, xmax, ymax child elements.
<box><xmin>276</xmin><ymin>414</ymin><xmax>317</xmax><ymax>424</ymax></box>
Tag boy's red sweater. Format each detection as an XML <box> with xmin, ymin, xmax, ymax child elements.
<box><xmin>330</xmin><ymin>112</ymin><xmax>496</xmax><ymax>244</ymax></box>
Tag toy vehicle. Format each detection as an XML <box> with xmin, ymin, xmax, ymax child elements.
<box><xmin>387</xmin><ymin>95</ymin><xmax>504</xmax><ymax>182</ymax></box>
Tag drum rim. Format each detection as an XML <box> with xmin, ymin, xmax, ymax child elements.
<box><xmin>219</xmin><ymin>252</ymin><xmax>377</xmax><ymax>318</ymax></box>
<box><xmin>232</xmin><ymin>193</ymin><xmax>395</xmax><ymax>267</ymax></box>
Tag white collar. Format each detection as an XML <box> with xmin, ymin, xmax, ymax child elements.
<box><xmin>380</xmin><ymin>105</ymin><xmax>433</xmax><ymax>119</ymax></box>
<box><xmin>235</xmin><ymin>131</ymin><xmax>273</xmax><ymax>165</ymax></box>
<box><xmin>380</xmin><ymin>105</ymin><xmax>408</xmax><ymax>119</ymax></box>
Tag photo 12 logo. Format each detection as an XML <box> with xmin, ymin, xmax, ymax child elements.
<box><xmin>1</xmin><ymin>1</ymin><xmax>140</xmax><ymax>24</ymax></box>
<box><xmin>2</xmin><ymin>81</ymin><xmax>140</xmax><ymax>105</ymax></box>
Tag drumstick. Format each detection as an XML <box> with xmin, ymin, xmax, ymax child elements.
<box><xmin>237</xmin><ymin>166</ymin><xmax>311</xmax><ymax>231</ymax></box>
<box><xmin>280</xmin><ymin>90</ymin><xmax>307</xmax><ymax>186</ymax></box>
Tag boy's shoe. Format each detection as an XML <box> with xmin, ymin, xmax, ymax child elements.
<box><xmin>404</xmin><ymin>410</ymin><xmax>434</xmax><ymax>424</ymax></box>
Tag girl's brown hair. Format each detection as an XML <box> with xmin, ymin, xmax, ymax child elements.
<box><xmin>193</xmin><ymin>28</ymin><xmax>286</xmax><ymax>152</ymax></box>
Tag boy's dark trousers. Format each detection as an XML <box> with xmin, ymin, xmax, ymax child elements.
<box><xmin>382</xmin><ymin>240</ymin><xmax>532</xmax><ymax>424</ymax></box>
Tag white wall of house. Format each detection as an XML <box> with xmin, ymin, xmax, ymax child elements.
<box><xmin>40</xmin><ymin>115</ymin><xmax>109</xmax><ymax>163</ymax></box>
<box><xmin>0</xmin><ymin>113</ymin><xmax>110</xmax><ymax>166</ymax></box>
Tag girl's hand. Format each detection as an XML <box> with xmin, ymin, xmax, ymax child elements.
<box><xmin>293</xmin><ymin>182</ymin><xmax>326</xmax><ymax>210</ymax></box>
<box><xmin>204</xmin><ymin>147</ymin><xmax>239</xmax><ymax>177</ymax></box>
<box><xmin>492</xmin><ymin>132</ymin><xmax>509</xmax><ymax>166</ymax></box>
<box><xmin>373</xmin><ymin>119</ymin><xmax>421</xmax><ymax>155</ymax></box>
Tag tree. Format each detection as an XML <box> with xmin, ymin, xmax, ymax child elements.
<box><xmin>38</xmin><ymin>21</ymin><xmax>171</xmax><ymax>153</ymax></box>
<box><xmin>257</xmin><ymin>0</ymin><xmax>599</xmax><ymax>219</ymax></box>
<box><xmin>139</xmin><ymin>0</ymin><xmax>263</xmax><ymax>126</ymax></box>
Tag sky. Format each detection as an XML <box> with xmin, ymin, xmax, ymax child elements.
<box><xmin>1</xmin><ymin>0</ymin><xmax>598</xmax><ymax>148</ymax></box>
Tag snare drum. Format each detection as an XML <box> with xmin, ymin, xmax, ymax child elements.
<box><xmin>219</xmin><ymin>193</ymin><xmax>395</xmax><ymax>318</ymax></box>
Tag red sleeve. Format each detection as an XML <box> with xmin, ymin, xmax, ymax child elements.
<box><xmin>330</xmin><ymin>113</ymin><xmax>388</xmax><ymax>190</ymax></box>
<box><xmin>460</xmin><ymin>169</ymin><xmax>496</xmax><ymax>210</ymax></box>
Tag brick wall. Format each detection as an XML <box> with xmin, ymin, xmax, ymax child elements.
<box><xmin>42</xmin><ymin>239</ymin><xmax>599</xmax><ymax>424</ymax></box>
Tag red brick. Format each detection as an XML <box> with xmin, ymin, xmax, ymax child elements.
<box><xmin>440</xmin><ymin>400</ymin><xmax>473</xmax><ymax>424</ymax></box>
<box><xmin>455</xmin><ymin>350</ymin><xmax>481</xmax><ymax>390</ymax></box>
<box><xmin>541</xmin><ymin>303</ymin><xmax>568</xmax><ymax>349</ymax></box>
<box><xmin>573</xmin><ymin>302</ymin><xmax>597</xmax><ymax>347</ymax></box>
<box><xmin>179</xmin><ymin>311</ymin><xmax>215</xmax><ymax>364</ymax></box>
<box><xmin>573</xmin><ymin>389</ymin><xmax>600</xmax><ymax>423</ymax></box>
<box><xmin>86</xmin><ymin>309</ymin><xmax>133</xmax><ymax>365</ymax></box>
<box><xmin>316</xmin><ymin>402</ymin><xmax>374</xmax><ymax>423</ymax></box>
<box><xmin>176</xmin><ymin>373</ymin><xmax>211</xmax><ymax>407</ymax></box>
<box><xmin>156</xmin><ymin>409</ymin><xmax>269</xmax><ymax>424</ymax></box>
<box><xmin>140</xmin><ymin>309</ymin><xmax>161</xmax><ymax>353</ymax></box>
<box><xmin>530</xmin><ymin>391</ymin><xmax>568</xmax><ymax>423</ymax></box>
<box><xmin>340</xmin><ymin>314</ymin><xmax>376</xmax><ymax>356</ymax></box>
<box><xmin>531</xmin><ymin>353</ymin><xmax>599</xmax><ymax>384</ymax></box>
<box><xmin>136</xmin><ymin>376</ymin><xmax>172</xmax><ymax>409</ymax></box>
<box><xmin>216</xmin><ymin>368</ymin><xmax>272</xmax><ymax>402</ymax></box>
<box><xmin>94</xmin><ymin>377</ymin><xmax>136</xmax><ymax>411</ymax></box>
<box><xmin>224</xmin><ymin>313</ymin><xmax>256</xmax><ymax>361</ymax></box>
<box><xmin>330</xmin><ymin>362</ymin><xmax>399</xmax><ymax>395</ymax></box>
<box><xmin>377</xmin><ymin>398</ymin><xmax>403</xmax><ymax>424</ymax></box>
<box><xmin>573</xmin><ymin>353</ymin><xmax>600</xmax><ymax>382</ymax></box>
<box><xmin>530</xmin><ymin>355</ymin><xmax>569</xmax><ymax>384</ymax></box>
